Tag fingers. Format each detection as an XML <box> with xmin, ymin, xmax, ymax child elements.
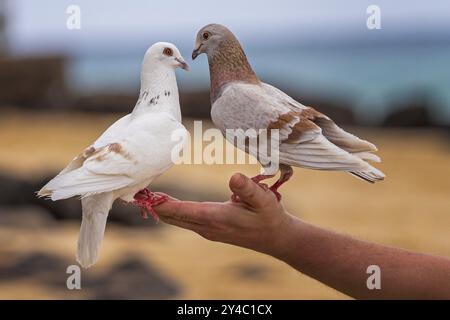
<box><xmin>155</xmin><ymin>199</ymin><xmax>216</xmax><ymax>225</ymax></box>
<box><xmin>159</xmin><ymin>215</ymin><xmax>206</xmax><ymax>234</ymax></box>
<box><xmin>229</xmin><ymin>173</ymin><xmax>277</xmax><ymax>208</ymax></box>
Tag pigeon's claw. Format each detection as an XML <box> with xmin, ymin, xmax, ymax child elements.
<box><xmin>251</xmin><ymin>174</ymin><xmax>274</xmax><ymax>184</ymax></box>
<box><xmin>268</xmin><ymin>185</ymin><xmax>282</xmax><ymax>201</ymax></box>
<box><xmin>267</xmin><ymin>165</ymin><xmax>293</xmax><ymax>202</ymax></box>
<box><xmin>133</xmin><ymin>188</ymin><xmax>168</xmax><ymax>222</ymax></box>
<box><xmin>139</xmin><ymin>207</ymin><xmax>148</xmax><ymax>219</ymax></box>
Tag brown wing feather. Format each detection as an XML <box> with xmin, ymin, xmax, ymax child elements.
<box><xmin>292</xmin><ymin>107</ymin><xmax>378</xmax><ymax>153</ymax></box>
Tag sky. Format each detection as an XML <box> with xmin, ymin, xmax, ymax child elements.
<box><xmin>1</xmin><ymin>0</ymin><xmax>449</xmax><ymax>123</ymax></box>
<box><xmin>3</xmin><ymin>0</ymin><xmax>450</xmax><ymax>54</ymax></box>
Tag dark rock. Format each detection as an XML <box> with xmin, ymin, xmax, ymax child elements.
<box><xmin>0</xmin><ymin>175</ymin><xmax>36</xmax><ymax>205</ymax></box>
<box><xmin>383</xmin><ymin>91</ymin><xmax>433</xmax><ymax>127</ymax></box>
<box><xmin>0</xmin><ymin>205</ymin><xmax>55</xmax><ymax>228</ymax></box>
<box><xmin>233</xmin><ymin>264</ymin><xmax>269</xmax><ymax>280</ymax></box>
<box><xmin>384</xmin><ymin>105</ymin><xmax>432</xmax><ymax>127</ymax></box>
<box><xmin>0</xmin><ymin>56</ymin><xmax>67</xmax><ymax>108</ymax></box>
<box><xmin>0</xmin><ymin>252</ymin><xmax>67</xmax><ymax>284</ymax></box>
<box><xmin>180</xmin><ymin>91</ymin><xmax>212</xmax><ymax>119</ymax></box>
<box><xmin>87</xmin><ymin>257</ymin><xmax>180</xmax><ymax>299</ymax></box>
<box><xmin>0</xmin><ymin>252</ymin><xmax>180</xmax><ymax>299</ymax></box>
<box><xmin>72</xmin><ymin>94</ymin><xmax>137</xmax><ymax>113</ymax></box>
<box><xmin>0</xmin><ymin>174</ymin><xmax>79</xmax><ymax>223</ymax></box>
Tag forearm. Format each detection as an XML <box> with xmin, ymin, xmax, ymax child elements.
<box><xmin>271</xmin><ymin>215</ymin><xmax>450</xmax><ymax>299</ymax></box>
<box><xmin>156</xmin><ymin>173</ymin><xmax>450</xmax><ymax>299</ymax></box>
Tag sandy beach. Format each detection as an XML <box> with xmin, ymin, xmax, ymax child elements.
<box><xmin>0</xmin><ymin>110</ymin><xmax>449</xmax><ymax>299</ymax></box>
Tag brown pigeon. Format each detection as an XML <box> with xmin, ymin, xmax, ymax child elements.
<box><xmin>192</xmin><ymin>24</ymin><xmax>384</xmax><ymax>200</ymax></box>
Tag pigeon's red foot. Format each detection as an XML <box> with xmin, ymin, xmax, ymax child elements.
<box><xmin>133</xmin><ymin>188</ymin><xmax>168</xmax><ymax>222</ymax></box>
<box><xmin>269</xmin><ymin>184</ymin><xmax>282</xmax><ymax>201</ymax></box>
<box><xmin>251</xmin><ymin>174</ymin><xmax>284</xmax><ymax>201</ymax></box>
<box><xmin>251</xmin><ymin>174</ymin><xmax>274</xmax><ymax>185</ymax></box>
<box><xmin>267</xmin><ymin>166</ymin><xmax>293</xmax><ymax>202</ymax></box>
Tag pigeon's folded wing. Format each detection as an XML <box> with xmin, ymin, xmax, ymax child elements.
<box><xmin>213</xmin><ymin>82</ymin><xmax>384</xmax><ymax>181</ymax></box>
<box><xmin>49</xmin><ymin>114</ymin><xmax>133</xmax><ymax>178</ymax></box>
<box><xmin>212</xmin><ymin>82</ymin><xmax>296</xmax><ymax>140</ymax></box>
<box><xmin>270</xmin><ymin>108</ymin><xmax>380</xmax><ymax>170</ymax></box>
<box><xmin>38</xmin><ymin>142</ymin><xmax>137</xmax><ymax>200</ymax></box>
<box><xmin>38</xmin><ymin>112</ymin><xmax>186</xmax><ymax>200</ymax></box>
<box><xmin>261</xmin><ymin>84</ymin><xmax>384</xmax><ymax>180</ymax></box>
<box><xmin>262</xmin><ymin>83</ymin><xmax>379</xmax><ymax>156</ymax></box>
<box><xmin>93</xmin><ymin>114</ymin><xmax>132</xmax><ymax>149</ymax></box>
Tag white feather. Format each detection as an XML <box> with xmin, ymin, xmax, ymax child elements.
<box><xmin>77</xmin><ymin>193</ymin><xmax>114</xmax><ymax>268</ymax></box>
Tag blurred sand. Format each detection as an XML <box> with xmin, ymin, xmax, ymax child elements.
<box><xmin>0</xmin><ymin>110</ymin><xmax>449</xmax><ymax>299</ymax></box>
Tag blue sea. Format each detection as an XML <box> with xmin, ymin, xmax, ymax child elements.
<box><xmin>68</xmin><ymin>44</ymin><xmax>450</xmax><ymax>124</ymax></box>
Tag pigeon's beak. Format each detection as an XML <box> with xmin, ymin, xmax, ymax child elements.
<box><xmin>175</xmin><ymin>57</ymin><xmax>190</xmax><ymax>71</ymax></box>
<box><xmin>192</xmin><ymin>49</ymin><xmax>200</xmax><ymax>60</ymax></box>
<box><xmin>192</xmin><ymin>44</ymin><xmax>203</xmax><ymax>60</ymax></box>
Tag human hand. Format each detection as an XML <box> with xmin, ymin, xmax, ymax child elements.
<box><xmin>155</xmin><ymin>173</ymin><xmax>296</xmax><ymax>257</ymax></box>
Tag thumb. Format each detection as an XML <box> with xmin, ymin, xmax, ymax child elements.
<box><xmin>229</xmin><ymin>173</ymin><xmax>275</xmax><ymax>208</ymax></box>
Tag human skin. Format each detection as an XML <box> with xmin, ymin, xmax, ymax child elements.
<box><xmin>155</xmin><ymin>173</ymin><xmax>450</xmax><ymax>299</ymax></box>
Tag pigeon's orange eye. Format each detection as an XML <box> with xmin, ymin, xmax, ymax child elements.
<box><xmin>202</xmin><ymin>32</ymin><xmax>210</xmax><ymax>40</ymax></box>
<box><xmin>163</xmin><ymin>48</ymin><xmax>173</xmax><ymax>56</ymax></box>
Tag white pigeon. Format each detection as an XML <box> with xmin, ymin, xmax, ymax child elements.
<box><xmin>38</xmin><ymin>42</ymin><xmax>189</xmax><ymax>268</ymax></box>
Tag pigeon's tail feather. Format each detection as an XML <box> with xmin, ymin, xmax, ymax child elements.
<box><xmin>351</xmin><ymin>152</ymin><xmax>380</xmax><ymax>163</ymax></box>
<box><xmin>77</xmin><ymin>193</ymin><xmax>114</xmax><ymax>269</ymax></box>
<box><xmin>279</xmin><ymin>135</ymin><xmax>385</xmax><ymax>183</ymax></box>
<box><xmin>312</xmin><ymin>115</ymin><xmax>378</xmax><ymax>153</ymax></box>
<box><xmin>37</xmin><ymin>188</ymin><xmax>51</xmax><ymax>198</ymax></box>
<box><xmin>350</xmin><ymin>166</ymin><xmax>385</xmax><ymax>183</ymax></box>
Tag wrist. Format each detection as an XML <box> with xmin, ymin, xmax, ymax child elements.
<box><xmin>264</xmin><ymin>212</ymin><xmax>305</xmax><ymax>261</ymax></box>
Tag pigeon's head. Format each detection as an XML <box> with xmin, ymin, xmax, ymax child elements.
<box><xmin>143</xmin><ymin>42</ymin><xmax>189</xmax><ymax>71</ymax></box>
<box><xmin>192</xmin><ymin>24</ymin><xmax>236</xmax><ymax>60</ymax></box>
